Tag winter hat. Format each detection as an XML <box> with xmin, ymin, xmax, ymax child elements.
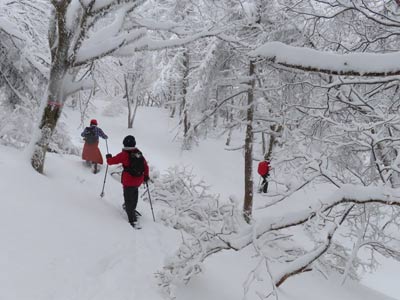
<box><xmin>90</xmin><ymin>119</ymin><xmax>98</xmax><ymax>126</ymax></box>
<box><xmin>123</xmin><ymin>135</ymin><xmax>136</xmax><ymax>147</ymax></box>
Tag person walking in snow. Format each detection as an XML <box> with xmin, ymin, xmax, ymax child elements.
<box><xmin>81</xmin><ymin>119</ymin><xmax>108</xmax><ymax>174</ymax></box>
<box><xmin>106</xmin><ymin>135</ymin><xmax>149</xmax><ymax>228</ymax></box>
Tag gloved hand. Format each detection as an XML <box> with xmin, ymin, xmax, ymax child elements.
<box><xmin>106</xmin><ymin>154</ymin><xmax>112</xmax><ymax>159</ymax></box>
<box><xmin>144</xmin><ymin>175</ymin><xmax>150</xmax><ymax>182</ymax></box>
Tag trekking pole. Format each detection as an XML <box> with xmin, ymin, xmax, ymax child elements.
<box><xmin>100</xmin><ymin>164</ymin><xmax>108</xmax><ymax>198</ymax></box>
<box><xmin>105</xmin><ymin>138</ymin><xmax>109</xmax><ymax>153</ymax></box>
<box><xmin>145</xmin><ymin>181</ymin><xmax>156</xmax><ymax>222</ymax></box>
<box><xmin>100</xmin><ymin>139</ymin><xmax>110</xmax><ymax>198</ymax></box>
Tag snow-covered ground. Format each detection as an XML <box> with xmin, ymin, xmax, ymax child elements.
<box><xmin>0</xmin><ymin>100</ymin><xmax>397</xmax><ymax>299</ymax></box>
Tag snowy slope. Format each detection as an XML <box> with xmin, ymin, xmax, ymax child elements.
<box><xmin>0</xmin><ymin>100</ymin><xmax>397</xmax><ymax>300</ymax></box>
<box><xmin>0</xmin><ymin>145</ymin><xmax>179</xmax><ymax>300</ymax></box>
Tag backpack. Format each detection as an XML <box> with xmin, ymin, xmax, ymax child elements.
<box><xmin>84</xmin><ymin>127</ymin><xmax>97</xmax><ymax>144</ymax></box>
<box><xmin>257</xmin><ymin>161</ymin><xmax>269</xmax><ymax>177</ymax></box>
<box><xmin>124</xmin><ymin>149</ymin><xmax>145</xmax><ymax>177</ymax></box>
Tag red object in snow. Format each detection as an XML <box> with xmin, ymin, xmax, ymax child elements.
<box><xmin>90</xmin><ymin>119</ymin><xmax>98</xmax><ymax>125</ymax></box>
<box><xmin>107</xmin><ymin>149</ymin><xmax>149</xmax><ymax>187</ymax></box>
<box><xmin>257</xmin><ymin>160</ymin><xmax>270</xmax><ymax>176</ymax></box>
<box><xmin>82</xmin><ymin>141</ymin><xmax>103</xmax><ymax>164</ymax></box>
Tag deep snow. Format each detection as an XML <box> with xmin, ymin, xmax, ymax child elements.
<box><xmin>0</xmin><ymin>100</ymin><xmax>397</xmax><ymax>299</ymax></box>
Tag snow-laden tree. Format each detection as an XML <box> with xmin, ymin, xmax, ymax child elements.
<box><xmin>149</xmin><ymin>0</ymin><xmax>400</xmax><ymax>297</ymax></box>
<box><xmin>181</xmin><ymin>0</ymin><xmax>305</xmax><ymax>221</ymax></box>
<box><xmin>0</xmin><ymin>0</ymin><xmax>50</xmax><ymax>147</ymax></box>
<box><xmin>30</xmin><ymin>0</ymin><xmax>149</xmax><ymax>173</ymax></box>
<box><xmin>30</xmin><ymin>0</ymin><xmax>223</xmax><ymax>173</ymax></box>
<box><xmin>0</xmin><ymin>0</ymin><xmax>48</xmax><ymax>106</ymax></box>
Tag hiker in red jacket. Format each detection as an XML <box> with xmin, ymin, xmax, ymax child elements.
<box><xmin>257</xmin><ymin>160</ymin><xmax>270</xmax><ymax>193</ymax></box>
<box><xmin>81</xmin><ymin>119</ymin><xmax>108</xmax><ymax>174</ymax></box>
<box><xmin>106</xmin><ymin>135</ymin><xmax>149</xmax><ymax>228</ymax></box>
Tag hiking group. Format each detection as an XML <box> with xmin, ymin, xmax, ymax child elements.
<box><xmin>81</xmin><ymin>118</ymin><xmax>269</xmax><ymax>228</ymax></box>
<box><xmin>81</xmin><ymin>119</ymin><xmax>150</xmax><ymax>229</ymax></box>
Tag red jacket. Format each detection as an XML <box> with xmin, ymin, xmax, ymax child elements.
<box><xmin>257</xmin><ymin>160</ymin><xmax>270</xmax><ymax>177</ymax></box>
<box><xmin>107</xmin><ymin>148</ymin><xmax>149</xmax><ymax>187</ymax></box>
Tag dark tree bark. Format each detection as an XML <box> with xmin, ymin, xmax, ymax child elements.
<box><xmin>243</xmin><ymin>60</ymin><xmax>256</xmax><ymax>223</ymax></box>
<box><xmin>31</xmin><ymin>2</ymin><xmax>69</xmax><ymax>173</ymax></box>
<box><xmin>182</xmin><ymin>50</ymin><xmax>190</xmax><ymax>138</ymax></box>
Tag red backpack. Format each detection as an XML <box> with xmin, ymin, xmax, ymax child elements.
<box><xmin>257</xmin><ymin>161</ymin><xmax>270</xmax><ymax>177</ymax></box>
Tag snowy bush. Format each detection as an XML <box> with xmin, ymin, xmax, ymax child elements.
<box><xmin>0</xmin><ymin>102</ymin><xmax>35</xmax><ymax>148</ymax></box>
<box><xmin>148</xmin><ymin>165</ymin><xmax>400</xmax><ymax>299</ymax></box>
<box><xmin>149</xmin><ymin>167</ymin><xmax>243</xmax><ymax>298</ymax></box>
<box><xmin>0</xmin><ymin>101</ymin><xmax>78</xmax><ymax>155</ymax></box>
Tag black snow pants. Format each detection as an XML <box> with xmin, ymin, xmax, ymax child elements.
<box><xmin>261</xmin><ymin>175</ymin><xmax>269</xmax><ymax>193</ymax></box>
<box><xmin>123</xmin><ymin>186</ymin><xmax>139</xmax><ymax>223</ymax></box>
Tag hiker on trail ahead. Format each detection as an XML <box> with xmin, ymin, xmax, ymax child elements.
<box><xmin>106</xmin><ymin>135</ymin><xmax>149</xmax><ymax>228</ymax></box>
<box><xmin>257</xmin><ymin>160</ymin><xmax>270</xmax><ymax>193</ymax></box>
<box><xmin>81</xmin><ymin>119</ymin><xmax>108</xmax><ymax>174</ymax></box>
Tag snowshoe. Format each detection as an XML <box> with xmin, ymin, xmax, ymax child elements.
<box><xmin>129</xmin><ymin>219</ymin><xmax>142</xmax><ymax>230</ymax></box>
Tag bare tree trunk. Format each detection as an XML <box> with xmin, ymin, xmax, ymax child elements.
<box><xmin>213</xmin><ymin>87</ymin><xmax>219</xmax><ymax>128</ymax></box>
<box><xmin>31</xmin><ymin>4</ymin><xmax>69</xmax><ymax>173</ymax></box>
<box><xmin>31</xmin><ymin>66</ymin><xmax>66</xmax><ymax>173</ymax></box>
<box><xmin>243</xmin><ymin>60</ymin><xmax>256</xmax><ymax>223</ymax></box>
<box><xmin>130</xmin><ymin>96</ymin><xmax>140</xmax><ymax>128</ymax></box>
<box><xmin>261</xmin><ymin>131</ymin><xmax>266</xmax><ymax>156</ymax></box>
<box><xmin>124</xmin><ymin>74</ymin><xmax>134</xmax><ymax>128</ymax></box>
<box><xmin>182</xmin><ymin>50</ymin><xmax>190</xmax><ymax>138</ymax></box>
<box><xmin>169</xmin><ymin>86</ymin><xmax>176</xmax><ymax>118</ymax></box>
<box><xmin>264</xmin><ymin>124</ymin><xmax>282</xmax><ymax>160</ymax></box>
<box><xmin>225</xmin><ymin>128</ymin><xmax>232</xmax><ymax>146</ymax></box>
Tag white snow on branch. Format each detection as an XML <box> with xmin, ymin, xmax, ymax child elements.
<box><xmin>132</xmin><ymin>17</ymin><xmax>187</xmax><ymax>34</ymax></box>
<box><xmin>250</xmin><ymin>42</ymin><xmax>400</xmax><ymax>76</ymax></box>
<box><xmin>63</xmin><ymin>78</ymin><xmax>95</xmax><ymax>97</ymax></box>
<box><xmin>0</xmin><ymin>16</ymin><xmax>24</xmax><ymax>39</ymax></box>
<box><xmin>79</xmin><ymin>0</ymin><xmax>116</xmax><ymax>10</ymax></box>
<box><xmin>65</xmin><ymin>0</ymin><xmax>81</xmax><ymax>30</ymax></box>
<box><xmin>273</xmin><ymin>224</ymin><xmax>336</xmax><ymax>287</ymax></box>
<box><xmin>116</xmin><ymin>29</ymin><xmax>222</xmax><ymax>55</ymax></box>
<box><xmin>231</xmin><ymin>184</ymin><xmax>400</xmax><ymax>249</ymax></box>
<box><xmin>76</xmin><ymin>26</ymin><xmax>146</xmax><ymax>64</ymax></box>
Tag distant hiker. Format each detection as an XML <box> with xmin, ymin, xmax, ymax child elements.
<box><xmin>257</xmin><ymin>160</ymin><xmax>270</xmax><ymax>193</ymax></box>
<box><xmin>106</xmin><ymin>135</ymin><xmax>149</xmax><ymax>228</ymax></box>
<box><xmin>81</xmin><ymin>119</ymin><xmax>108</xmax><ymax>174</ymax></box>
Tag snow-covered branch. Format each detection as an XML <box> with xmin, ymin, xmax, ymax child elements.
<box><xmin>231</xmin><ymin>185</ymin><xmax>400</xmax><ymax>249</ymax></box>
<box><xmin>250</xmin><ymin>42</ymin><xmax>400</xmax><ymax>77</ymax></box>
<box><xmin>275</xmin><ymin>224</ymin><xmax>336</xmax><ymax>287</ymax></box>
<box><xmin>63</xmin><ymin>77</ymin><xmax>95</xmax><ymax>97</ymax></box>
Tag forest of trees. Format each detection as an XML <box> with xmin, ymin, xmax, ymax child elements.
<box><xmin>2</xmin><ymin>0</ymin><xmax>400</xmax><ymax>298</ymax></box>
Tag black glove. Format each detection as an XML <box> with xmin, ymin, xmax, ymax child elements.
<box><xmin>106</xmin><ymin>154</ymin><xmax>112</xmax><ymax>159</ymax></box>
<box><xmin>144</xmin><ymin>175</ymin><xmax>150</xmax><ymax>182</ymax></box>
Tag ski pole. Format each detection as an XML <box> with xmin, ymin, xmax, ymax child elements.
<box><xmin>145</xmin><ymin>181</ymin><xmax>156</xmax><ymax>222</ymax></box>
<box><xmin>105</xmin><ymin>138</ymin><xmax>109</xmax><ymax>153</ymax></box>
<box><xmin>100</xmin><ymin>139</ymin><xmax>110</xmax><ymax>198</ymax></box>
<box><xmin>100</xmin><ymin>164</ymin><xmax>108</xmax><ymax>198</ymax></box>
